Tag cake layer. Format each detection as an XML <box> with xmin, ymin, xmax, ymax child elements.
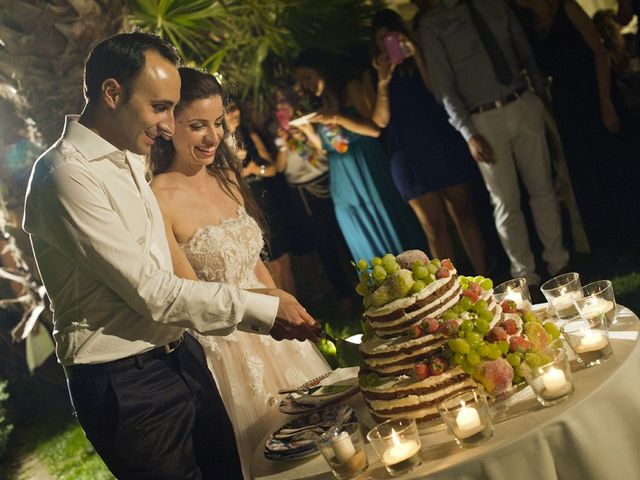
<box><xmin>363</xmin><ymin>342</ymin><xmax>447</xmax><ymax>376</ymax></box>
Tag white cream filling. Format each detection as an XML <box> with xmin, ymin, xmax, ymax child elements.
<box><xmin>364</xmin><ymin>339</ymin><xmax>447</xmax><ymax>368</ymax></box>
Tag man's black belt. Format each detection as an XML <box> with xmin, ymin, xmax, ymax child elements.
<box><xmin>63</xmin><ymin>336</ymin><xmax>184</xmax><ymax>380</ymax></box>
<box><xmin>470</xmin><ymin>87</ymin><xmax>528</xmax><ymax>114</ymax></box>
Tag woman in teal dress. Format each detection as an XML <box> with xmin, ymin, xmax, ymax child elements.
<box><xmin>294</xmin><ymin>48</ymin><xmax>423</xmax><ymax>262</ymax></box>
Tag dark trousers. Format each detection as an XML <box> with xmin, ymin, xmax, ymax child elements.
<box><xmin>66</xmin><ymin>334</ymin><xmax>242</xmax><ymax>479</ymax></box>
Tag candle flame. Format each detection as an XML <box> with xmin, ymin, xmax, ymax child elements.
<box><xmin>460</xmin><ymin>399</ymin><xmax>466</xmax><ymax>408</ymax></box>
<box><xmin>560</xmin><ymin>287</ymin><xmax>567</xmax><ymax>295</ymax></box>
<box><xmin>390</xmin><ymin>428</ymin><xmax>401</xmax><ymax>447</ymax></box>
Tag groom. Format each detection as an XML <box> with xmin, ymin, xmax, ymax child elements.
<box><xmin>23</xmin><ymin>32</ymin><xmax>320</xmax><ymax>479</ymax></box>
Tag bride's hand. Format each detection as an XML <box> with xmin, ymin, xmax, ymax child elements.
<box><xmin>262</xmin><ymin>289</ymin><xmax>321</xmax><ymax>342</ymax></box>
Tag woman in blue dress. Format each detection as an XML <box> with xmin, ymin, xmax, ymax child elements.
<box><xmin>293</xmin><ymin>48</ymin><xmax>424</xmax><ymax>263</ymax></box>
<box><xmin>369</xmin><ymin>9</ymin><xmax>487</xmax><ymax>274</ymax></box>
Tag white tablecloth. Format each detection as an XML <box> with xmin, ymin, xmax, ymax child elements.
<box><xmin>251</xmin><ymin>306</ymin><xmax>640</xmax><ymax>480</ymax></box>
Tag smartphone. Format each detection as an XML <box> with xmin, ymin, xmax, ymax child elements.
<box><xmin>383</xmin><ymin>32</ymin><xmax>406</xmax><ymax>65</ymax></box>
<box><xmin>275</xmin><ymin>109</ymin><xmax>291</xmax><ymax>130</ymax></box>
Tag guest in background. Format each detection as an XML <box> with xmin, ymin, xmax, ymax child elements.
<box><xmin>272</xmin><ymin>84</ymin><xmax>356</xmax><ymax>307</ymax></box>
<box><xmin>414</xmin><ymin>0</ymin><xmax>569</xmax><ymax>287</ymax></box>
<box><xmin>225</xmin><ymin>99</ymin><xmax>297</xmax><ymax>293</ymax></box>
<box><xmin>513</xmin><ymin>0</ymin><xmax>640</xmax><ymax>252</ymax></box>
<box><xmin>294</xmin><ymin>47</ymin><xmax>425</xmax><ymax>263</ymax></box>
<box><xmin>370</xmin><ymin>8</ymin><xmax>487</xmax><ymax>275</ymax></box>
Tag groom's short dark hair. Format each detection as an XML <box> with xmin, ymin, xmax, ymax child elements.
<box><xmin>83</xmin><ymin>31</ymin><xmax>180</xmax><ymax>103</ymax></box>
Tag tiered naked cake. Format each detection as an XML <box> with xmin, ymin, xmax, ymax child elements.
<box><xmin>354</xmin><ymin>250</ymin><xmax>560</xmax><ymax>424</ymax></box>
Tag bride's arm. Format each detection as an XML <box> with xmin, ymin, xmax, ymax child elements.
<box><xmin>160</xmin><ymin>210</ymin><xmax>200</xmax><ymax>281</ymax></box>
<box><xmin>255</xmin><ymin>261</ymin><xmax>277</xmax><ymax>288</ymax></box>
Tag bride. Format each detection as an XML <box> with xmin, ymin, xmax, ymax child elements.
<box><xmin>149</xmin><ymin>67</ymin><xmax>331</xmax><ymax>479</ymax></box>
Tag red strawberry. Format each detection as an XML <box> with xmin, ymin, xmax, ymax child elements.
<box><xmin>411</xmin><ymin>324</ymin><xmax>423</xmax><ymax>338</ymax></box>
<box><xmin>439</xmin><ymin>318</ymin><xmax>461</xmax><ymax>336</ymax></box>
<box><xmin>509</xmin><ymin>336</ymin><xmax>531</xmax><ymax>353</ymax></box>
<box><xmin>501</xmin><ymin>299</ymin><xmax>517</xmax><ymax>314</ymax></box>
<box><xmin>462</xmin><ymin>288</ymin><xmax>480</xmax><ymax>303</ymax></box>
<box><xmin>435</xmin><ymin>267</ymin><xmax>450</xmax><ymax>279</ymax></box>
<box><xmin>503</xmin><ymin>318</ymin><xmax>518</xmax><ymax>335</ymax></box>
<box><xmin>468</xmin><ymin>282</ymin><xmax>482</xmax><ymax>295</ymax></box>
<box><xmin>430</xmin><ymin>356</ymin><xmax>448</xmax><ymax>375</ymax></box>
<box><xmin>414</xmin><ymin>363</ymin><xmax>430</xmax><ymax>380</ymax></box>
<box><xmin>423</xmin><ymin>317</ymin><xmax>440</xmax><ymax>334</ymax></box>
<box><xmin>487</xmin><ymin>326</ymin><xmax>508</xmax><ymax>342</ymax></box>
<box><xmin>442</xmin><ymin>259</ymin><xmax>454</xmax><ymax>271</ymax></box>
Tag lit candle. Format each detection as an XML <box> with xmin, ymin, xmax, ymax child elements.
<box><xmin>381</xmin><ymin>429</ymin><xmax>420</xmax><ymax>466</ymax></box>
<box><xmin>576</xmin><ymin>330</ymin><xmax>608</xmax><ymax>353</ymax></box>
<box><xmin>579</xmin><ymin>298</ymin><xmax>614</xmax><ymax>321</ymax></box>
<box><xmin>331</xmin><ymin>431</ymin><xmax>356</xmax><ymax>463</ymax></box>
<box><xmin>506</xmin><ymin>288</ymin><xmax>524</xmax><ymax>309</ymax></box>
<box><xmin>552</xmin><ymin>288</ymin><xmax>574</xmax><ymax>311</ymax></box>
<box><xmin>455</xmin><ymin>402</ymin><xmax>484</xmax><ymax>439</ymax></box>
<box><xmin>542</xmin><ymin>367</ymin><xmax>570</xmax><ymax>397</ymax></box>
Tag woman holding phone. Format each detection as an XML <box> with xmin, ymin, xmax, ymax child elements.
<box><xmin>370</xmin><ymin>9</ymin><xmax>487</xmax><ymax>274</ymax></box>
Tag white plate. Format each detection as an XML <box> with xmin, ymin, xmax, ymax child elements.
<box><xmin>279</xmin><ymin>367</ymin><xmax>360</xmax><ymax>414</ymax></box>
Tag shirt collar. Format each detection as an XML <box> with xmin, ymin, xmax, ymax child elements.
<box><xmin>62</xmin><ymin>115</ymin><xmax>122</xmax><ymax>162</ymax></box>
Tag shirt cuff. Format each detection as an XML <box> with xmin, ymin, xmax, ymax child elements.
<box><xmin>236</xmin><ymin>291</ymin><xmax>278</xmax><ymax>335</ymax></box>
<box><xmin>460</xmin><ymin>123</ymin><xmax>478</xmax><ymax>142</ymax></box>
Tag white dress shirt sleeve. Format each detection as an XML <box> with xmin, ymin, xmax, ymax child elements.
<box><xmin>26</xmin><ymin>161</ymin><xmax>277</xmax><ymax>336</ymax></box>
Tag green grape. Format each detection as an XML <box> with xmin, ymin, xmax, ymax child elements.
<box><xmin>466</xmin><ymin>275</ymin><xmax>475</xmax><ymax>283</ymax></box>
<box><xmin>466</xmin><ymin>331</ymin><xmax>483</xmax><ymax>348</ymax></box>
<box><xmin>506</xmin><ymin>352</ymin><xmax>522</xmax><ymax>366</ymax></box>
<box><xmin>512</xmin><ymin>375</ymin><xmax>523</xmax><ymax>385</ymax></box>
<box><xmin>487</xmin><ymin>344</ymin><xmax>502</xmax><ymax>359</ymax></box>
<box><xmin>452</xmin><ymin>304</ymin><xmax>464</xmax><ymax>314</ymax></box>
<box><xmin>523</xmin><ymin>311</ymin><xmax>539</xmax><ymax>323</ymax></box>
<box><xmin>409</xmin><ymin>280</ymin><xmax>426</xmax><ymax>295</ymax></box>
<box><xmin>442</xmin><ymin>310</ymin><xmax>458</xmax><ymax>321</ymax></box>
<box><xmin>427</xmin><ymin>263</ymin><xmax>438</xmax><ymax>275</ymax></box>
<box><xmin>358</xmin><ymin>271</ymin><xmax>370</xmax><ymax>283</ymax></box>
<box><xmin>412</xmin><ymin>265</ymin><xmax>429</xmax><ymax>280</ymax></box>
<box><xmin>538</xmin><ymin>351</ymin><xmax>553</xmax><ymax>365</ymax></box>
<box><xmin>473</xmin><ymin>275</ymin><xmax>485</xmax><ymax>284</ymax></box>
<box><xmin>459</xmin><ymin>296</ymin><xmax>474</xmax><ymax>312</ymax></box>
<box><xmin>475</xmin><ymin>318</ymin><xmax>490</xmax><ymax>334</ymax></box>
<box><xmin>460</xmin><ymin>320</ymin><xmax>474</xmax><ymax>334</ymax></box>
<box><xmin>480</xmin><ymin>278</ymin><xmax>493</xmax><ymax>290</ymax></box>
<box><xmin>430</xmin><ymin>259</ymin><xmax>441</xmax><ymax>268</ymax></box>
<box><xmin>458</xmin><ymin>329</ymin><xmax>466</xmax><ymax>338</ymax></box>
<box><xmin>543</xmin><ymin>322</ymin><xmax>561</xmax><ymax>339</ymax></box>
<box><xmin>478</xmin><ymin>343</ymin><xmax>491</xmax><ymax>358</ymax></box>
<box><xmin>355</xmin><ymin>282</ymin><xmax>369</xmax><ymax>296</ymax></box>
<box><xmin>382</xmin><ymin>253</ymin><xmax>396</xmax><ymax>264</ymax></box>
<box><xmin>497</xmin><ymin>340</ymin><xmax>510</xmax><ymax>355</ymax></box>
<box><xmin>525</xmin><ymin>352</ymin><xmax>542</xmax><ymax>368</ymax></box>
<box><xmin>383</xmin><ymin>261</ymin><xmax>400</xmax><ymax>274</ymax></box>
<box><xmin>461</xmin><ymin>359</ymin><xmax>476</xmax><ymax>374</ymax></box>
<box><xmin>550</xmin><ymin>338</ymin><xmax>563</xmax><ymax>349</ymax></box>
<box><xmin>372</xmin><ymin>265</ymin><xmax>387</xmax><ymax>282</ymax></box>
<box><xmin>478</xmin><ymin>310</ymin><xmax>494</xmax><ymax>323</ymax></box>
<box><xmin>448</xmin><ymin>338</ymin><xmax>471</xmax><ymax>354</ymax></box>
<box><xmin>424</xmin><ymin>274</ymin><xmax>436</xmax><ymax>285</ymax></box>
<box><xmin>372</xmin><ymin>256</ymin><xmax>382</xmax><ymax>267</ymax></box>
<box><xmin>466</xmin><ymin>350</ymin><xmax>481</xmax><ymax>366</ymax></box>
<box><xmin>514</xmin><ymin>364</ymin><xmax>523</xmax><ymax>378</ymax></box>
<box><xmin>357</xmin><ymin>259</ymin><xmax>368</xmax><ymax>271</ymax></box>
<box><xmin>459</xmin><ymin>276</ymin><xmax>469</xmax><ymax>288</ymax></box>
<box><xmin>453</xmin><ymin>352</ymin><xmax>465</xmax><ymax>366</ymax></box>
<box><xmin>473</xmin><ymin>299</ymin><xmax>489</xmax><ymax>313</ymax></box>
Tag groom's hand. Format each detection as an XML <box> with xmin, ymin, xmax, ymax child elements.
<box><xmin>261</xmin><ymin>289</ymin><xmax>320</xmax><ymax>342</ymax></box>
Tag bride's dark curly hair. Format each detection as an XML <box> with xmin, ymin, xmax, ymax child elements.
<box><xmin>149</xmin><ymin>67</ymin><xmax>266</xmax><ymax>234</ymax></box>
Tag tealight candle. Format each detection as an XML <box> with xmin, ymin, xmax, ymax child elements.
<box><xmin>506</xmin><ymin>289</ymin><xmax>525</xmax><ymax>309</ymax></box>
<box><xmin>331</xmin><ymin>430</ymin><xmax>356</xmax><ymax>463</ymax></box>
<box><xmin>455</xmin><ymin>403</ymin><xmax>484</xmax><ymax>439</ymax></box>
<box><xmin>382</xmin><ymin>431</ymin><xmax>420</xmax><ymax>467</ymax></box>
<box><xmin>541</xmin><ymin>367</ymin><xmax>571</xmax><ymax>398</ymax></box>
<box><xmin>576</xmin><ymin>330</ymin><xmax>608</xmax><ymax>353</ymax></box>
<box><xmin>579</xmin><ymin>298</ymin><xmax>614</xmax><ymax>321</ymax></box>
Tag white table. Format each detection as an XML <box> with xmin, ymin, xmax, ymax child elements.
<box><xmin>251</xmin><ymin>306</ymin><xmax>640</xmax><ymax>480</ymax></box>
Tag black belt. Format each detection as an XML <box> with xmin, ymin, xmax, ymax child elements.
<box><xmin>470</xmin><ymin>87</ymin><xmax>528</xmax><ymax>114</ymax></box>
<box><xmin>63</xmin><ymin>336</ymin><xmax>184</xmax><ymax>381</ymax></box>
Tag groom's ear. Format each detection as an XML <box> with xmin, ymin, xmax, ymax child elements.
<box><xmin>102</xmin><ymin>79</ymin><xmax>123</xmax><ymax>110</ymax></box>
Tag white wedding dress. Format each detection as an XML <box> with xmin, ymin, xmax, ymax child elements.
<box><xmin>180</xmin><ymin>205</ymin><xmax>331</xmax><ymax>479</ymax></box>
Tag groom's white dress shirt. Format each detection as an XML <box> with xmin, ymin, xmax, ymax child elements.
<box><xmin>23</xmin><ymin>116</ymin><xmax>278</xmax><ymax>366</ymax></box>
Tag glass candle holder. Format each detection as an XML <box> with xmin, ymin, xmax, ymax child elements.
<box><xmin>520</xmin><ymin>348</ymin><xmax>574</xmax><ymax>407</ymax></box>
<box><xmin>561</xmin><ymin>316</ymin><xmax>613</xmax><ymax>367</ymax></box>
<box><xmin>573</xmin><ymin>280</ymin><xmax>617</xmax><ymax>327</ymax></box>
<box><xmin>540</xmin><ymin>273</ymin><xmax>582</xmax><ymax>320</ymax></box>
<box><xmin>367</xmin><ymin>418</ymin><xmax>421</xmax><ymax>477</ymax></box>
<box><xmin>437</xmin><ymin>389</ymin><xmax>494</xmax><ymax>448</ymax></box>
<box><xmin>315</xmin><ymin>423</ymin><xmax>368</xmax><ymax>480</ymax></box>
<box><xmin>493</xmin><ymin>278</ymin><xmax>531</xmax><ymax>310</ymax></box>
